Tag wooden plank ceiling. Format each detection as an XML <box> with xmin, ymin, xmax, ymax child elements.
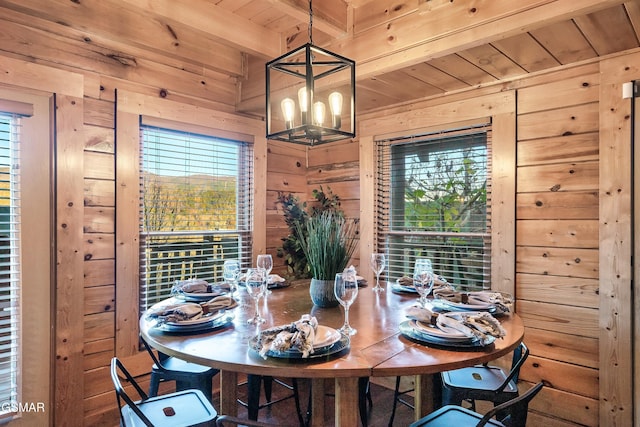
<box><xmin>1</xmin><ymin>0</ymin><xmax>639</xmax><ymax>115</ymax></box>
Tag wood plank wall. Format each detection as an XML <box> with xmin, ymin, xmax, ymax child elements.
<box><xmin>514</xmin><ymin>64</ymin><xmax>601</xmax><ymax>426</ymax></box>
<box><xmin>1</xmin><ymin>32</ymin><xmax>638</xmax><ymax>427</ymax></box>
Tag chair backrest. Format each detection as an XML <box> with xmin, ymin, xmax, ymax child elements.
<box><xmin>110</xmin><ymin>357</ymin><xmax>155</xmax><ymax>427</ymax></box>
<box><xmin>140</xmin><ymin>334</ymin><xmax>170</xmax><ymax>369</ymax></box>
<box><xmin>477</xmin><ymin>382</ymin><xmax>544</xmax><ymax>427</ymax></box>
<box><xmin>494</xmin><ymin>342</ymin><xmax>529</xmax><ymax>393</ymax></box>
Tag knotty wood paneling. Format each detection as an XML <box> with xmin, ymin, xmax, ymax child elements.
<box><xmin>523</xmin><ymin>328</ymin><xmax>599</xmax><ymax>369</ymax></box>
<box><xmin>516</xmin><ymin>219</ymin><xmax>599</xmax><ymax>248</ymax></box>
<box><xmin>85</xmin><ymin>285</ymin><xmax>115</xmax><ymax>315</ymax></box>
<box><xmin>523</xmin><ymin>355</ymin><xmax>599</xmax><ymax>398</ymax></box>
<box><xmin>518</xmin><ymin>300</ymin><xmax>599</xmax><ymax>338</ymax></box>
<box><xmin>55</xmin><ymin>93</ymin><xmax>86</xmax><ymax>426</ymax></box>
<box><xmin>516</xmin><ymin>246</ymin><xmax>598</xmax><ymax>278</ymax></box>
<box><xmin>518</xmin><ymin>103</ymin><xmax>599</xmax><ymax>141</ymax></box>
<box><xmin>517</xmin><ymin>161</ymin><xmax>599</xmax><ymax>193</ymax></box>
<box><xmin>517</xmin><ymin>273</ymin><xmax>598</xmax><ymax>309</ymax></box>
<box><xmin>84</xmin><ymin>206</ymin><xmax>114</xmax><ymax>234</ymax></box>
<box><xmin>84</xmin><ymin>178</ymin><xmax>115</xmax><ymax>207</ymax></box>
<box><xmin>516</xmin><ymin>191</ymin><xmax>599</xmax><ymax>220</ymax></box>
<box><xmin>517</xmin><ymin>133</ymin><xmax>599</xmax><ymax>166</ymax></box>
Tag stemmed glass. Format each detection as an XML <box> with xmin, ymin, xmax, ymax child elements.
<box><xmin>257</xmin><ymin>254</ymin><xmax>273</xmax><ymax>295</ymax></box>
<box><xmin>334</xmin><ymin>271</ymin><xmax>359</xmax><ymax>335</ymax></box>
<box><xmin>223</xmin><ymin>259</ymin><xmax>241</xmax><ymax>299</ymax></box>
<box><xmin>370</xmin><ymin>253</ymin><xmax>386</xmax><ymax>292</ymax></box>
<box><xmin>413</xmin><ymin>268</ymin><xmax>435</xmax><ymax>308</ymax></box>
<box><xmin>245</xmin><ymin>267</ymin><xmax>267</xmax><ymax>324</ymax></box>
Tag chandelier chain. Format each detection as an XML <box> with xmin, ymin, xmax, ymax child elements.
<box><xmin>308</xmin><ymin>0</ymin><xmax>313</xmax><ymax>45</ymax></box>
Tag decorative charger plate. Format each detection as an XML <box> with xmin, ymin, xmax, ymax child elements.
<box><xmin>156</xmin><ymin>312</ymin><xmax>235</xmax><ymax>333</ymax></box>
<box><xmin>432</xmin><ymin>297</ymin><xmax>496</xmax><ymax>312</ymax></box>
<box><xmin>249</xmin><ymin>330</ymin><xmax>349</xmax><ymax>359</ymax></box>
<box><xmin>391</xmin><ymin>279</ymin><xmax>417</xmax><ymax>294</ymax></box>
<box><xmin>399</xmin><ymin>320</ymin><xmax>493</xmax><ymax>348</ymax></box>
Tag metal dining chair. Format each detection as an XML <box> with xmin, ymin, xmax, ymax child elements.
<box><xmin>440</xmin><ymin>342</ymin><xmax>529</xmax><ymax>411</ymax></box>
<box><xmin>408</xmin><ymin>382</ymin><xmax>543</xmax><ymax>427</ymax></box>
<box><xmin>141</xmin><ymin>335</ymin><xmax>219</xmax><ymax>402</ymax></box>
<box><xmin>111</xmin><ymin>357</ymin><xmax>217</xmax><ymax>427</ymax></box>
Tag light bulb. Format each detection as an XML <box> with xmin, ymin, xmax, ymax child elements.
<box><xmin>313</xmin><ymin>101</ymin><xmax>326</xmax><ymax>126</ymax></box>
<box><xmin>298</xmin><ymin>87</ymin><xmax>310</xmax><ymax>125</ymax></box>
<box><xmin>280</xmin><ymin>98</ymin><xmax>295</xmax><ymax>129</ymax></box>
<box><xmin>328</xmin><ymin>92</ymin><xmax>343</xmax><ymax>129</ymax></box>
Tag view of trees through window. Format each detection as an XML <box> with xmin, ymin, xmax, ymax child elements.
<box><xmin>139</xmin><ymin>126</ymin><xmax>252</xmax><ymax>309</ymax></box>
<box><xmin>378</xmin><ymin>130</ymin><xmax>491</xmax><ymax>290</ymax></box>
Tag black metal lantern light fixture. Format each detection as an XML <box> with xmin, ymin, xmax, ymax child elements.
<box><xmin>265</xmin><ymin>0</ymin><xmax>355</xmax><ymax>145</ymax></box>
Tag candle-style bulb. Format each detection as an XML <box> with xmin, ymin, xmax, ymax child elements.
<box><xmin>328</xmin><ymin>92</ymin><xmax>343</xmax><ymax>129</ymax></box>
<box><xmin>298</xmin><ymin>87</ymin><xmax>310</xmax><ymax>124</ymax></box>
<box><xmin>313</xmin><ymin>101</ymin><xmax>326</xmax><ymax>126</ymax></box>
<box><xmin>280</xmin><ymin>98</ymin><xmax>295</xmax><ymax>129</ymax></box>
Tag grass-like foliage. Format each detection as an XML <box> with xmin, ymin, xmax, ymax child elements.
<box><xmin>295</xmin><ymin>210</ymin><xmax>359</xmax><ymax>281</ymax></box>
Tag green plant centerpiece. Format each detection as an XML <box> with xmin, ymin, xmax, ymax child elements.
<box><xmin>295</xmin><ymin>210</ymin><xmax>359</xmax><ymax>307</ymax></box>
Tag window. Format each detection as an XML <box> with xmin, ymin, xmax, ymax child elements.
<box><xmin>139</xmin><ymin>125</ymin><xmax>253</xmax><ymax>310</ymax></box>
<box><xmin>0</xmin><ymin>113</ymin><xmax>20</xmax><ymax>417</ymax></box>
<box><xmin>375</xmin><ymin>124</ymin><xmax>491</xmax><ymax>290</ymax></box>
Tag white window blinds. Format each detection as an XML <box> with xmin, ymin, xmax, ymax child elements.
<box><xmin>375</xmin><ymin>124</ymin><xmax>491</xmax><ymax>290</ymax></box>
<box><xmin>139</xmin><ymin>125</ymin><xmax>253</xmax><ymax>310</ymax></box>
<box><xmin>0</xmin><ymin>113</ymin><xmax>20</xmax><ymax>416</ymax></box>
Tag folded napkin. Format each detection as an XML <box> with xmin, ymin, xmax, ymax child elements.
<box><xmin>405</xmin><ymin>306</ymin><xmax>505</xmax><ymax>345</ymax></box>
<box><xmin>468</xmin><ymin>291</ymin><xmax>513</xmax><ymax>313</ymax></box>
<box><xmin>268</xmin><ymin>274</ymin><xmax>285</xmax><ymax>283</ymax></box>
<box><xmin>201</xmin><ymin>295</ymin><xmax>238</xmax><ymax>314</ymax></box>
<box><xmin>397</xmin><ymin>275</ymin><xmax>454</xmax><ymax>289</ymax></box>
<box><xmin>172</xmin><ymin>279</ymin><xmax>210</xmax><ymax>294</ymax></box>
<box><xmin>255</xmin><ymin>314</ymin><xmax>318</xmax><ymax>359</ymax></box>
<box><xmin>437</xmin><ymin>311</ymin><xmax>506</xmax><ymax>345</ymax></box>
<box><xmin>147</xmin><ymin>302</ymin><xmax>203</xmax><ymax>323</ymax></box>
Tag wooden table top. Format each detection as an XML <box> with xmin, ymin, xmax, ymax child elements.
<box><xmin>140</xmin><ymin>280</ymin><xmax>525</xmax><ymax>379</ymax></box>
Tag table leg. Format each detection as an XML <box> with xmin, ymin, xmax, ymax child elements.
<box><xmin>220</xmin><ymin>370</ymin><xmax>238</xmax><ymax>417</ymax></box>
<box><xmin>335</xmin><ymin>377</ymin><xmax>358</xmax><ymax>427</ymax></box>
<box><xmin>309</xmin><ymin>378</ymin><xmax>325</xmax><ymax>427</ymax></box>
<box><xmin>414</xmin><ymin>374</ymin><xmax>435</xmax><ymax>421</ymax></box>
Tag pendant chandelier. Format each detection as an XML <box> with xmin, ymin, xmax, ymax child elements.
<box><xmin>265</xmin><ymin>0</ymin><xmax>355</xmax><ymax>145</ymax></box>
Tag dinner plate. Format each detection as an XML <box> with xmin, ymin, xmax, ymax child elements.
<box><xmin>399</xmin><ymin>321</ymin><xmax>491</xmax><ymax>348</ymax></box>
<box><xmin>434</xmin><ymin>298</ymin><xmax>495</xmax><ymax>311</ymax></box>
<box><xmin>248</xmin><ymin>334</ymin><xmax>350</xmax><ymax>359</ymax></box>
<box><xmin>165</xmin><ymin>310</ymin><xmax>226</xmax><ymax>327</ymax></box>
<box><xmin>391</xmin><ymin>280</ymin><xmax>417</xmax><ymax>294</ymax></box>
<box><xmin>175</xmin><ymin>290</ymin><xmax>227</xmax><ymax>302</ymax></box>
<box><xmin>313</xmin><ymin>325</ymin><xmax>342</xmax><ymax>349</ymax></box>
<box><xmin>156</xmin><ymin>313</ymin><xmax>235</xmax><ymax>333</ymax></box>
<box><xmin>413</xmin><ymin>320</ymin><xmax>469</xmax><ymax>340</ymax></box>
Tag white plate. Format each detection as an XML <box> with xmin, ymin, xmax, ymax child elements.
<box><xmin>438</xmin><ymin>298</ymin><xmax>494</xmax><ymax>310</ymax></box>
<box><xmin>165</xmin><ymin>311</ymin><xmax>225</xmax><ymax>327</ymax></box>
<box><xmin>313</xmin><ymin>325</ymin><xmax>341</xmax><ymax>349</ymax></box>
<box><xmin>413</xmin><ymin>320</ymin><xmax>470</xmax><ymax>340</ymax></box>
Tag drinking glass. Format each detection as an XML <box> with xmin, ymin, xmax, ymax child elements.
<box><xmin>413</xmin><ymin>269</ymin><xmax>435</xmax><ymax>308</ymax></box>
<box><xmin>257</xmin><ymin>254</ymin><xmax>273</xmax><ymax>295</ymax></box>
<box><xmin>223</xmin><ymin>259</ymin><xmax>241</xmax><ymax>299</ymax></box>
<box><xmin>414</xmin><ymin>258</ymin><xmax>433</xmax><ymax>274</ymax></box>
<box><xmin>334</xmin><ymin>271</ymin><xmax>359</xmax><ymax>335</ymax></box>
<box><xmin>245</xmin><ymin>267</ymin><xmax>267</xmax><ymax>324</ymax></box>
<box><xmin>370</xmin><ymin>253</ymin><xmax>386</xmax><ymax>292</ymax></box>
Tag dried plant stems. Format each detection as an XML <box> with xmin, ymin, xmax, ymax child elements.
<box><xmin>295</xmin><ymin>211</ymin><xmax>359</xmax><ymax>281</ymax></box>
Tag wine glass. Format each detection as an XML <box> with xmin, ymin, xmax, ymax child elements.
<box><xmin>334</xmin><ymin>271</ymin><xmax>359</xmax><ymax>335</ymax></box>
<box><xmin>245</xmin><ymin>267</ymin><xmax>267</xmax><ymax>324</ymax></box>
<box><xmin>223</xmin><ymin>259</ymin><xmax>241</xmax><ymax>299</ymax></box>
<box><xmin>370</xmin><ymin>253</ymin><xmax>386</xmax><ymax>292</ymax></box>
<box><xmin>413</xmin><ymin>269</ymin><xmax>435</xmax><ymax>308</ymax></box>
<box><xmin>414</xmin><ymin>258</ymin><xmax>433</xmax><ymax>274</ymax></box>
<box><xmin>257</xmin><ymin>254</ymin><xmax>273</xmax><ymax>295</ymax></box>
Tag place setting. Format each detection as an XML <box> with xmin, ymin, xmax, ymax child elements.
<box><xmin>145</xmin><ymin>295</ymin><xmax>238</xmax><ymax>334</ymax></box>
<box><xmin>431</xmin><ymin>288</ymin><xmax>513</xmax><ymax>315</ymax></box>
<box><xmin>399</xmin><ymin>304</ymin><xmax>506</xmax><ymax>349</ymax></box>
<box><xmin>247</xmin><ymin>267</ymin><xmax>359</xmax><ymax>361</ymax></box>
<box><xmin>170</xmin><ymin>278</ymin><xmax>232</xmax><ymax>302</ymax></box>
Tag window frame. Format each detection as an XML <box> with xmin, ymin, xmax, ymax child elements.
<box><xmin>138</xmin><ymin>123</ymin><xmax>254</xmax><ymax>312</ymax></box>
<box><xmin>115</xmin><ymin>91</ymin><xmax>267</xmax><ymax>359</ymax></box>
<box><xmin>374</xmin><ymin>125</ymin><xmax>492</xmax><ymax>290</ymax></box>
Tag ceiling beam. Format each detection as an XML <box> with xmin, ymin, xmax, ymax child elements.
<box><xmin>120</xmin><ymin>0</ymin><xmax>282</xmax><ymax>58</ymax></box>
<box><xmin>267</xmin><ymin>0</ymin><xmax>349</xmax><ymax>38</ymax></box>
<box><xmin>238</xmin><ymin>0</ymin><xmax>627</xmax><ymax>113</ymax></box>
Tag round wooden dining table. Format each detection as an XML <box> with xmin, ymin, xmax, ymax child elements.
<box><xmin>140</xmin><ymin>280</ymin><xmax>524</xmax><ymax>427</ymax></box>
